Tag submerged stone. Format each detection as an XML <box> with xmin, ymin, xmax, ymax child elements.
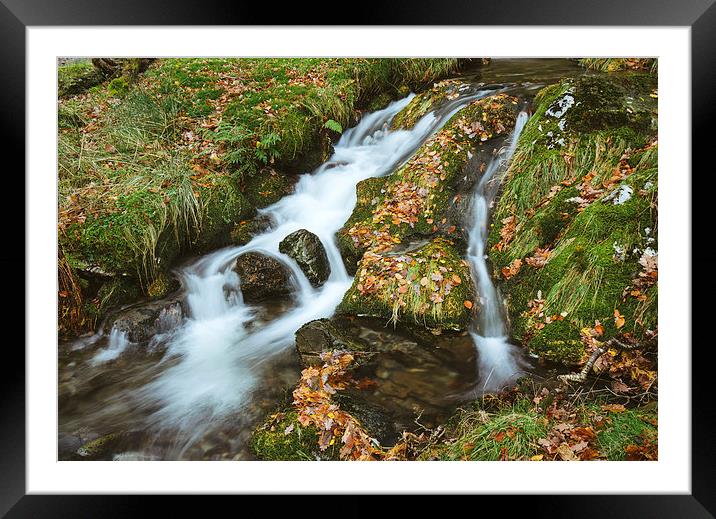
<box><xmin>279</xmin><ymin>229</ymin><xmax>331</xmax><ymax>287</ymax></box>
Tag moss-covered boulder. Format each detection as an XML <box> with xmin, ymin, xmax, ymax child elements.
<box><xmin>279</xmin><ymin>229</ymin><xmax>331</xmax><ymax>286</ymax></box>
<box><xmin>336</xmin><ymin>93</ymin><xmax>520</xmax><ymax>329</ymax></box>
<box><xmin>339</xmin><ymin>238</ymin><xmax>476</xmax><ymax>329</ymax></box>
<box><xmin>487</xmin><ymin>73</ymin><xmax>658</xmax><ymax>364</ymax></box>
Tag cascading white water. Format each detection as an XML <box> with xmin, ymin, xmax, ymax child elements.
<box><xmin>91</xmin><ymin>328</ymin><xmax>131</xmax><ymax>365</ymax></box>
<box><xmin>135</xmin><ymin>90</ymin><xmax>498</xmax><ymax>445</ymax></box>
<box><xmin>467</xmin><ymin>111</ymin><xmax>529</xmax><ymax>392</ymax></box>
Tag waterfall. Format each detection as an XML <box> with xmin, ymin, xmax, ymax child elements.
<box><xmin>133</xmin><ymin>89</ymin><xmax>499</xmax><ymax>446</ymax></box>
<box><xmin>466</xmin><ymin>111</ymin><xmax>529</xmax><ymax>392</ymax></box>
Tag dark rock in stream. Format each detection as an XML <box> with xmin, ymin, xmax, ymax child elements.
<box><xmin>293</xmin><ymin>316</ymin><xmax>479</xmax><ymax>440</ymax></box>
<box><xmin>105</xmin><ymin>297</ymin><xmax>184</xmax><ymax>343</ymax></box>
<box><xmin>278</xmin><ymin>229</ymin><xmax>331</xmax><ymax>286</ymax></box>
<box><xmin>233</xmin><ymin>251</ymin><xmax>292</xmax><ymax>302</ymax></box>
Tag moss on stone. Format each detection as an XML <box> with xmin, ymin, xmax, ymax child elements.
<box><xmin>391</xmin><ymin>79</ymin><xmax>469</xmax><ymax>130</ymax></box>
<box><xmin>249</xmin><ymin>409</ymin><xmax>340</xmax><ymax>461</ymax></box>
<box><xmin>488</xmin><ymin>74</ymin><xmax>658</xmax><ymax>364</ymax></box>
<box><xmin>336</xmin><ymin>94</ymin><xmax>519</xmax><ymax>330</ymax></box>
<box><xmin>338</xmin><ymin>237</ymin><xmax>475</xmax><ymax>330</ymax></box>
<box><xmin>243</xmin><ymin>169</ymin><xmax>293</xmax><ymax>208</ymax></box>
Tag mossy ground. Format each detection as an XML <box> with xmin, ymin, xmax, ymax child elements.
<box><xmin>249</xmin><ymin>409</ymin><xmax>341</xmax><ymax>461</ymax></box>
<box><xmin>487</xmin><ymin>73</ymin><xmax>658</xmax><ymax>363</ymax></box>
<box><xmin>577</xmin><ymin>58</ymin><xmax>657</xmax><ymax>74</ymax></box>
<box><xmin>336</xmin><ymin>94</ymin><xmax>519</xmax><ymax>329</ymax></box>
<box><xmin>58</xmin><ymin>60</ymin><xmax>105</xmax><ymax>98</ymax></box>
<box><xmin>58</xmin><ymin>58</ymin><xmax>462</xmax><ymax>335</ymax></box>
<box><xmin>429</xmin><ymin>390</ymin><xmax>657</xmax><ymax>461</ymax></box>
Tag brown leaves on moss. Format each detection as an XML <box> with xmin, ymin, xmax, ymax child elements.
<box><xmin>525</xmin><ymin>247</ymin><xmax>551</xmax><ymax>268</ymax></box>
<box><xmin>501</xmin><ymin>258</ymin><xmax>522</xmax><ymax>279</ymax></box>
<box><xmin>493</xmin><ymin>215</ymin><xmax>516</xmax><ymax>252</ymax></box>
<box><xmin>292</xmin><ymin>350</ymin><xmax>381</xmax><ymax>460</ymax></box>
<box><xmin>351</xmin><ymin>239</ymin><xmax>469</xmax><ymax>322</ymax></box>
<box><xmin>623</xmin><ymin>250</ymin><xmax>658</xmax><ymax>302</ymax></box>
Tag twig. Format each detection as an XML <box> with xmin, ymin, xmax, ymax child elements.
<box><xmin>558</xmin><ymin>338</ymin><xmax>642</xmax><ymax>384</ymax></box>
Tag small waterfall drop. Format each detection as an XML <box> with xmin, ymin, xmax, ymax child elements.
<box><xmin>467</xmin><ymin>111</ymin><xmax>529</xmax><ymax>392</ymax></box>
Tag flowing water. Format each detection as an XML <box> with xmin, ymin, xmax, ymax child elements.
<box><xmin>467</xmin><ymin>111</ymin><xmax>530</xmax><ymax>392</ymax></box>
<box><xmin>59</xmin><ymin>59</ymin><xmax>585</xmax><ymax>460</ymax></box>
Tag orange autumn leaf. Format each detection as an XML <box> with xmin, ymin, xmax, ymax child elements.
<box><xmin>464</xmin><ymin>300</ymin><xmax>473</xmax><ymax>309</ymax></box>
<box><xmin>614</xmin><ymin>308</ymin><xmax>626</xmax><ymax>329</ymax></box>
<box><xmin>501</xmin><ymin>258</ymin><xmax>522</xmax><ymax>279</ymax></box>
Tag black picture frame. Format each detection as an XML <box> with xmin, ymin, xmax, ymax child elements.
<box><xmin>3</xmin><ymin>0</ymin><xmax>712</xmax><ymax>515</ymax></box>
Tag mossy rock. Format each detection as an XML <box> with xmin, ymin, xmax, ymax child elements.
<box><xmin>391</xmin><ymin>79</ymin><xmax>466</xmax><ymax>130</ymax></box>
<box><xmin>243</xmin><ymin>169</ymin><xmax>294</xmax><ymax>208</ymax></box>
<box><xmin>337</xmin><ymin>93</ymin><xmax>520</xmax><ymax>270</ymax></box>
<box><xmin>249</xmin><ymin>410</ymin><xmax>340</xmax><ymax>461</ymax></box>
<box><xmin>338</xmin><ymin>237</ymin><xmax>476</xmax><ymax>330</ymax></box>
<box><xmin>278</xmin><ymin>229</ymin><xmax>331</xmax><ymax>286</ymax></box>
<box><xmin>488</xmin><ymin>75</ymin><xmax>658</xmax><ymax>364</ymax></box>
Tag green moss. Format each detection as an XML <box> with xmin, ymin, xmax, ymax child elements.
<box><xmin>489</xmin><ymin>75</ymin><xmax>658</xmax><ymax>364</ymax></box>
<box><xmin>527</xmin><ymin>320</ymin><xmax>584</xmax><ymax>364</ymax></box>
<box><xmin>58</xmin><ymin>61</ymin><xmax>105</xmax><ymax>98</ymax></box>
<box><xmin>107</xmin><ymin>76</ymin><xmax>130</xmax><ymax>97</ymax></box>
<box><xmin>243</xmin><ymin>169</ymin><xmax>292</xmax><ymax>208</ymax></box>
<box><xmin>338</xmin><ymin>237</ymin><xmax>475</xmax><ymax>330</ymax></box>
<box><xmin>391</xmin><ymin>79</ymin><xmax>461</xmax><ymax>130</ymax></box>
<box><xmin>249</xmin><ymin>410</ymin><xmax>340</xmax><ymax>461</ymax></box>
<box><xmin>146</xmin><ymin>272</ymin><xmax>178</xmax><ymax>299</ymax></box>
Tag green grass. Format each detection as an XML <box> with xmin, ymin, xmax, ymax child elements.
<box><xmin>578</xmin><ymin>58</ymin><xmax>657</xmax><ymax>74</ymax></box>
<box><xmin>432</xmin><ymin>394</ymin><xmax>657</xmax><ymax>461</ymax></box>
<box><xmin>440</xmin><ymin>399</ymin><xmax>548</xmax><ymax>460</ymax></box>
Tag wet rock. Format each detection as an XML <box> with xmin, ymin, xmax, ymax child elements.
<box><xmin>230</xmin><ymin>214</ymin><xmax>273</xmax><ymax>246</ymax></box>
<box><xmin>279</xmin><ymin>229</ymin><xmax>331</xmax><ymax>287</ymax></box>
<box><xmin>294</xmin><ymin>316</ymin><xmax>478</xmax><ymax>440</ymax></box>
<box><xmin>105</xmin><ymin>297</ymin><xmax>184</xmax><ymax>343</ymax></box>
<box><xmin>295</xmin><ymin>318</ymin><xmax>375</xmax><ymax>367</ymax></box>
<box><xmin>233</xmin><ymin>251</ymin><xmax>291</xmax><ymax>302</ymax></box>
<box><xmin>74</xmin><ymin>431</ymin><xmax>146</xmax><ymax>461</ymax></box>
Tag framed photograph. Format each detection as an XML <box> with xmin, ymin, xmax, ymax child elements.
<box><xmin>5</xmin><ymin>0</ymin><xmax>712</xmax><ymax>515</ymax></box>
